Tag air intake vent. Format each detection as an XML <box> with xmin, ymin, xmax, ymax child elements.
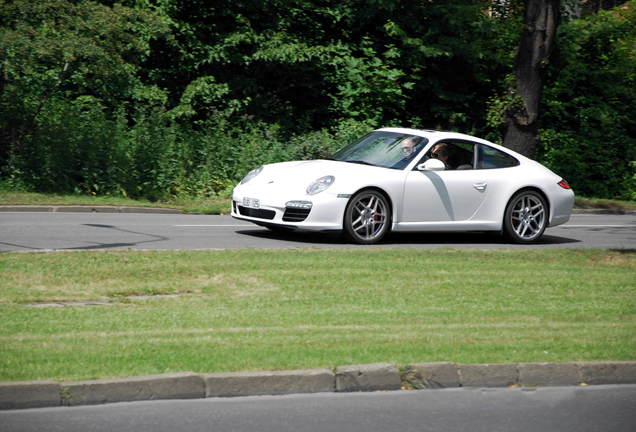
<box><xmin>238</xmin><ymin>206</ymin><xmax>276</xmax><ymax>220</ymax></box>
<box><xmin>283</xmin><ymin>207</ymin><xmax>310</xmax><ymax>222</ymax></box>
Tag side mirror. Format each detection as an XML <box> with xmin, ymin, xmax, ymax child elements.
<box><xmin>417</xmin><ymin>158</ymin><xmax>445</xmax><ymax>172</ymax></box>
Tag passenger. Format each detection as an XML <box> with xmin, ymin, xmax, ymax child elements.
<box><xmin>401</xmin><ymin>138</ymin><xmax>417</xmax><ymax>159</ymax></box>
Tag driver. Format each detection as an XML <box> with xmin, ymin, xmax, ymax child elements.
<box><xmin>430</xmin><ymin>143</ymin><xmax>452</xmax><ymax>169</ymax></box>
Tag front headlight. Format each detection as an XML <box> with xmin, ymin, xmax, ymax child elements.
<box><xmin>306</xmin><ymin>175</ymin><xmax>335</xmax><ymax>195</ymax></box>
<box><xmin>240</xmin><ymin>166</ymin><xmax>263</xmax><ymax>184</ymax></box>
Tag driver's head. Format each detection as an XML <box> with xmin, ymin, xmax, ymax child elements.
<box><xmin>431</xmin><ymin>143</ymin><xmax>449</xmax><ymax>163</ymax></box>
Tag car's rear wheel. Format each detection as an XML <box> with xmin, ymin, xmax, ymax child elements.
<box><xmin>343</xmin><ymin>190</ymin><xmax>390</xmax><ymax>244</ymax></box>
<box><xmin>503</xmin><ymin>190</ymin><xmax>547</xmax><ymax>244</ymax></box>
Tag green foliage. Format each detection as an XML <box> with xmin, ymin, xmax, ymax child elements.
<box><xmin>5</xmin><ymin>98</ymin><xmax>128</xmax><ymax>194</ymax></box>
<box><xmin>127</xmin><ymin>108</ymin><xmax>181</xmax><ymax>201</ymax></box>
<box><xmin>326</xmin><ymin>38</ymin><xmax>416</xmax><ymax>124</ymax></box>
<box><xmin>128</xmin><ymin>0</ymin><xmax>503</xmax><ymax>131</ymax></box>
<box><xmin>3</xmin><ymin>92</ymin><xmax>376</xmax><ymax>200</ymax></box>
<box><xmin>0</xmin><ymin>0</ymin><xmax>170</xmax><ymax>160</ymax></box>
<box><xmin>538</xmin><ymin>2</ymin><xmax>636</xmax><ymax>199</ymax></box>
<box><xmin>1</xmin><ymin>0</ymin><xmax>635</xmax><ymax>202</ymax></box>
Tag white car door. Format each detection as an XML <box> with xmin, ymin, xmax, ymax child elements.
<box><xmin>401</xmin><ymin>168</ymin><xmax>491</xmax><ymax>222</ymax></box>
<box><xmin>399</xmin><ymin>141</ymin><xmax>522</xmax><ymax>224</ymax></box>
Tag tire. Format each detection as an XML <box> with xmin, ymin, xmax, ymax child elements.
<box><xmin>503</xmin><ymin>190</ymin><xmax>548</xmax><ymax>244</ymax></box>
<box><xmin>343</xmin><ymin>190</ymin><xmax>391</xmax><ymax>244</ymax></box>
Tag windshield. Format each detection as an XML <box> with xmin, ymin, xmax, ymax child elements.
<box><xmin>330</xmin><ymin>131</ymin><xmax>429</xmax><ymax>170</ymax></box>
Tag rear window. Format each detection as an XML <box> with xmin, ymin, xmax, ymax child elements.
<box><xmin>477</xmin><ymin>145</ymin><xmax>519</xmax><ymax>169</ymax></box>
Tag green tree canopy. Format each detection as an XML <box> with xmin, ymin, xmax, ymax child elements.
<box><xmin>0</xmin><ymin>0</ymin><xmax>170</xmax><ymax>159</ymax></box>
<box><xmin>538</xmin><ymin>1</ymin><xmax>636</xmax><ymax>198</ymax></box>
<box><xmin>126</xmin><ymin>0</ymin><xmax>506</xmax><ymax>132</ymax></box>
<box><xmin>1</xmin><ymin>0</ymin><xmax>634</xmax><ymax>201</ymax></box>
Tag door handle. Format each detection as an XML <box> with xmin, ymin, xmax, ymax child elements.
<box><xmin>473</xmin><ymin>182</ymin><xmax>488</xmax><ymax>191</ymax></box>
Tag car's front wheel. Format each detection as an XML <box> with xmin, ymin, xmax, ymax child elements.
<box><xmin>343</xmin><ymin>190</ymin><xmax>391</xmax><ymax>244</ymax></box>
<box><xmin>503</xmin><ymin>190</ymin><xmax>548</xmax><ymax>244</ymax></box>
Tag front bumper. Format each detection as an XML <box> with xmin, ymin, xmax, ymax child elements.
<box><xmin>231</xmin><ymin>192</ymin><xmax>348</xmax><ymax>232</ymax></box>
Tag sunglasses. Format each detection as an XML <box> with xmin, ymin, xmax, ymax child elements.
<box><xmin>431</xmin><ymin>152</ymin><xmax>439</xmax><ymax>157</ymax></box>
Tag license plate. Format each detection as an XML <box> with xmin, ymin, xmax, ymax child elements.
<box><xmin>243</xmin><ymin>197</ymin><xmax>260</xmax><ymax>209</ymax></box>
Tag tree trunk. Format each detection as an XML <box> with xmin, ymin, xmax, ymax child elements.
<box><xmin>502</xmin><ymin>0</ymin><xmax>560</xmax><ymax>159</ymax></box>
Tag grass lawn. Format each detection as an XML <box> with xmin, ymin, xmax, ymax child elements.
<box><xmin>1</xmin><ymin>248</ymin><xmax>635</xmax><ymax>382</ymax></box>
<box><xmin>0</xmin><ymin>191</ymin><xmax>231</xmax><ymax>214</ymax></box>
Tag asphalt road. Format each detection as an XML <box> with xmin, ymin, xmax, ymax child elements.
<box><xmin>2</xmin><ymin>385</ymin><xmax>636</xmax><ymax>432</ymax></box>
<box><xmin>1</xmin><ymin>212</ymin><xmax>635</xmax><ymax>252</ymax></box>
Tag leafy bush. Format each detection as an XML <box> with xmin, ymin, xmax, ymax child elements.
<box><xmin>1</xmin><ymin>94</ymin><xmax>375</xmax><ymax>201</ymax></box>
<box><xmin>5</xmin><ymin>98</ymin><xmax>130</xmax><ymax>195</ymax></box>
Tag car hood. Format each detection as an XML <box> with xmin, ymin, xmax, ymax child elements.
<box><xmin>237</xmin><ymin>159</ymin><xmax>390</xmax><ymax>196</ymax></box>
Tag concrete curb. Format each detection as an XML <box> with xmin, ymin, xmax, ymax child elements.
<box><xmin>203</xmin><ymin>368</ymin><xmax>335</xmax><ymax>397</ymax></box>
<box><xmin>2</xmin><ymin>361</ymin><xmax>636</xmax><ymax>410</ymax></box>
<box><xmin>61</xmin><ymin>372</ymin><xmax>205</xmax><ymax>407</ymax></box>
<box><xmin>0</xmin><ymin>381</ymin><xmax>61</xmax><ymax>410</ymax></box>
<box><xmin>459</xmin><ymin>363</ymin><xmax>518</xmax><ymax>388</ymax></box>
<box><xmin>402</xmin><ymin>362</ymin><xmax>461</xmax><ymax>389</ymax></box>
<box><xmin>0</xmin><ymin>205</ymin><xmax>181</xmax><ymax>214</ymax></box>
<box><xmin>335</xmin><ymin>363</ymin><xmax>401</xmax><ymax>392</ymax></box>
<box><xmin>571</xmin><ymin>208</ymin><xmax>636</xmax><ymax>215</ymax></box>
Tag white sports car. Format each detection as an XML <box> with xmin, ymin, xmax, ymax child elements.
<box><xmin>231</xmin><ymin>128</ymin><xmax>574</xmax><ymax>244</ymax></box>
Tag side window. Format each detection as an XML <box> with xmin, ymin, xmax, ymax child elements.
<box><xmin>417</xmin><ymin>141</ymin><xmax>475</xmax><ymax>170</ymax></box>
<box><xmin>449</xmin><ymin>142</ymin><xmax>475</xmax><ymax>170</ymax></box>
<box><xmin>477</xmin><ymin>144</ymin><xmax>519</xmax><ymax>169</ymax></box>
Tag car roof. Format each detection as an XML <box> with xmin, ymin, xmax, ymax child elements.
<box><xmin>376</xmin><ymin>127</ymin><xmax>489</xmax><ymax>143</ymax></box>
